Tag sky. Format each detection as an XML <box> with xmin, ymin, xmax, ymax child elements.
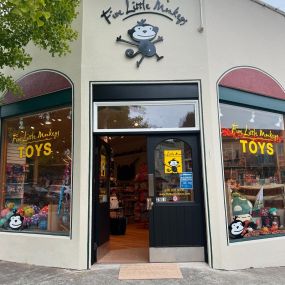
<box><xmin>262</xmin><ymin>0</ymin><xmax>285</xmax><ymax>11</ymax></box>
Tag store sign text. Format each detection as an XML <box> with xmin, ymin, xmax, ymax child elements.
<box><xmin>18</xmin><ymin>143</ymin><xmax>52</xmax><ymax>158</ymax></box>
<box><xmin>222</xmin><ymin>124</ymin><xmax>281</xmax><ymax>156</ymax></box>
<box><xmin>221</xmin><ymin>124</ymin><xmax>282</xmax><ymax>143</ymax></box>
<box><xmin>239</xmin><ymin>140</ymin><xmax>274</xmax><ymax>155</ymax></box>
<box><xmin>12</xmin><ymin>129</ymin><xmax>60</xmax><ymax>158</ymax></box>
<box><xmin>101</xmin><ymin>0</ymin><xmax>188</xmax><ymax>26</ymax></box>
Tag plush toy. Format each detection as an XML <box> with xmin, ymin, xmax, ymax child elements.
<box><xmin>32</xmin><ymin>205</ymin><xmax>40</xmax><ymax>214</ymax></box>
<box><xmin>232</xmin><ymin>195</ymin><xmax>253</xmax><ymax>216</ymax></box>
<box><xmin>5</xmin><ymin>202</ymin><xmax>15</xmax><ymax>210</ymax></box>
<box><xmin>269</xmin><ymin>208</ymin><xmax>277</xmax><ymax>216</ymax></box>
<box><xmin>38</xmin><ymin>219</ymin><xmax>48</xmax><ymax>230</ymax></box>
<box><xmin>31</xmin><ymin>214</ymin><xmax>40</xmax><ymax>226</ymax></box>
<box><xmin>23</xmin><ymin>217</ymin><xmax>32</xmax><ymax>228</ymax></box>
<box><xmin>40</xmin><ymin>206</ymin><xmax>49</xmax><ymax>215</ymax></box>
<box><xmin>17</xmin><ymin>208</ymin><xmax>24</xmax><ymax>216</ymax></box>
<box><xmin>24</xmin><ymin>207</ymin><xmax>35</xmax><ymax>218</ymax></box>
<box><xmin>229</xmin><ymin>217</ymin><xmax>245</xmax><ymax>239</ymax></box>
<box><xmin>1</xmin><ymin>208</ymin><xmax>10</xmax><ymax>218</ymax></box>
<box><xmin>7</xmin><ymin>210</ymin><xmax>24</xmax><ymax>230</ymax></box>
<box><xmin>0</xmin><ymin>218</ymin><xmax>7</xmax><ymax>227</ymax></box>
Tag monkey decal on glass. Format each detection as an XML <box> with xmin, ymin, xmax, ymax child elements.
<box><xmin>116</xmin><ymin>19</ymin><xmax>164</xmax><ymax>68</ymax></box>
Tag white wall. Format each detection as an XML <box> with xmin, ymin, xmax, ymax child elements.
<box><xmin>0</xmin><ymin>3</ymin><xmax>89</xmax><ymax>270</ymax></box>
<box><xmin>204</xmin><ymin>0</ymin><xmax>285</xmax><ymax>270</ymax></box>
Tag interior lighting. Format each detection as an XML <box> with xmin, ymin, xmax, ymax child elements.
<box><xmin>19</xmin><ymin>118</ymin><xmax>25</xmax><ymax>130</ymax></box>
<box><xmin>275</xmin><ymin>117</ymin><xmax>283</xmax><ymax>128</ymax></box>
<box><xmin>30</xmin><ymin>126</ymin><xmax>35</xmax><ymax>130</ymax></box>
<box><xmin>45</xmin><ymin>113</ymin><xmax>52</xmax><ymax>125</ymax></box>
<box><xmin>67</xmin><ymin>110</ymin><xmax>72</xmax><ymax>120</ymax></box>
<box><xmin>57</xmin><ymin>118</ymin><xmax>62</xmax><ymax>122</ymax></box>
<box><xmin>249</xmin><ymin>111</ymin><xmax>255</xmax><ymax>123</ymax></box>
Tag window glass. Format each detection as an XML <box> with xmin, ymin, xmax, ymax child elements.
<box><xmin>0</xmin><ymin>107</ymin><xmax>72</xmax><ymax>235</ymax></box>
<box><xmin>154</xmin><ymin>139</ymin><xmax>194</xmax><ymax>202</ymax></box>
<box><xmin>220</xmin><ymin>103</ymin><xmax>285</xmax><ymax>241</ymax></box>
<box><xmin>97</xmin><ymin>104</ymin><xmax>196</xmax><ymax>129</ymax></box>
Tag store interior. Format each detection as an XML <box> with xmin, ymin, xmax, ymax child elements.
<box><xmin>97</xmin><ymin>136</ymin><xmax>149</xmax><ymax>263</ymax></box>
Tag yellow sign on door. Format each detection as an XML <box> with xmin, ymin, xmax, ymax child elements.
<box><xmin>164</xmin><ymin>150</ymin><xmax>182</xmax><ymax>174</ymax></box>
<box><xmin>101</xmin><ymin>154</ymin><xmax>106</xmax><ymax>177</ymax></box>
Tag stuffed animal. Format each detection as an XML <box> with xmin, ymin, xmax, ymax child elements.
<box><xmin>229</xmin><ymin>217</ymin><xmax>245</xmax><ymax>239</ymax></box>
<box><xmin>232</xmin><ymin>195</ymin><xmax>253</xmax><ymax>216</ymax></box>
<box><xmin>7</xmin><ymin>210</ymin><xmax>24</xmax><ymax>230</ymax></box>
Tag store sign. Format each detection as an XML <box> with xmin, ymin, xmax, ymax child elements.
<box><xmin>222</xmin><ymin>124</ymin><xmax>282</xmax><ymax>155</ymax></box>
<box><xmin>180</xmin><ymin>172</ymin><xmax>193</xmax><ymax>189</ymax></box>
<box><xmin>12</xmin><ymin>129</ymin><xmax>60</xmax><ymax>158</ymax></box>
<box><xmin>116</xmin><ymin>19</ymin><xmax>164</xmax><ymax>68</ymax></box>
<box><xmin>164</xmin><ymin>149</ymin><xmax>182</xmax><ymax>174</ymax></box>
<box><xmin>101</xmin><ymin>0</ymin><xmax>188</xmax><ymax>26</ymax></box>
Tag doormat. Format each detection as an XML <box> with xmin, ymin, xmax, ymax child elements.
<box><xmin>118</xmin><ymin>263</ymin><xmax>183</xmax><ymax>280</ymax></box>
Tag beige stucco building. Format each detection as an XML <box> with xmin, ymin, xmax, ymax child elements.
<box><xmin>1</xmin><ymin>0</ymin><xmax>285</xmax><ymax>270</ymax></box>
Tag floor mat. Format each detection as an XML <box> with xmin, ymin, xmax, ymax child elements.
<box><xmin>118</xmin><ymin>263</ymin><xmax>183</xmax><ymax>280</ymax></box>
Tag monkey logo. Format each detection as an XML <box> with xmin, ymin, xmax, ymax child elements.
<box><xmin>116</xmin><ymin>19</ymin><xmax>164</xmax><ymax>68</ymax></box>
<box><xmin>228</xmin><ymin>217</ymin><xmax>245</xmax><ymax>239</ymax></box>
<box><xmin>168</xmin><ymin>159</ymin><xmax>180</xmax><ymax>173</ymax></box>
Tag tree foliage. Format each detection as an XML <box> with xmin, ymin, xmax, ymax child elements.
<box><xmin>0</xmin><ymin>0</ymin><xmax>80</xmax><ymax>96</ymax></box>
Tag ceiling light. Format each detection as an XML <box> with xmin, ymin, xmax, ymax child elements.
<box><xmin>30</xmin><ymin>126</ymin><xmax>34</xmax><ymax>130</ymax></box>
<box><xmin>249</xmin><ymin>111</ymin><xmax>255</xmax><ymax>123</ymax></box>
<box><xmin>40</xmin><ymin>123</ymin><xmax>44</xmax><ymax>126</ymax></box>
<box><xmin>67</xmin><ymin>110</ymin><xmax>72</xmax><ymax>120</ymax></box>
<box><xmin>275</xmin><ymin>117</ymin><xmax>283</xmax><ymax>128</ymax></box>
<box><xmin>57</xmin><ymin>118</ymin><xmax>62</xmax><ymax>122</ymax></box>
<box><xmin>45</xmin><ymin>112</ymin><xmax>51</xmax><ymax>125</ymax></box>
<box><xmin>52</xmin><ymin>119</ymin><xmax>56</xmax><ymax>122</ymax></box>
<box><xmin>19</xmin><ymin>118</ymin><xmax>25</xmax><ymax>130</ymax></box>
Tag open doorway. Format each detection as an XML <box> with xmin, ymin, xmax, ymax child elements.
<box><xmin>94</xmin><ymin>135</ymin><xmax>149</xmax><ymax>263</ymax></box>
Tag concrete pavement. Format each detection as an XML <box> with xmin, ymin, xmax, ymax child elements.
<box><xmin>0</xmin><ymin>261</ymin><xmax>284</xmax><ymax>285</ymax></box>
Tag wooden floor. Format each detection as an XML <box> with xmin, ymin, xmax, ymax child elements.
<box><xmin>98</xmin><ymin>223</ymin><xmax>149</xmax><ymax>263</ymax></box>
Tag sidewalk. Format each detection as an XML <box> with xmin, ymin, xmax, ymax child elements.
<box><xmin>0</xmin><ymin>261</ymin><xmax>284</xmax><ymax>285</ymax></box>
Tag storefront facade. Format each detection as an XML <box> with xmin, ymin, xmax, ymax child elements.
<box><xmin>0</xmin><ymin>0</ymin><xmax>285</xmax><ymax>270</ymax></box>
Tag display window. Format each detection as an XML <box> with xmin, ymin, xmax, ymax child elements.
<box><xmin>0</xmin><ymin>107</ymin><xmax>72</xmax><ymax>235</ymax></box>
<box><xmin>220</xmin><ymin>103</ymin><xmax>285</xmax><ymax>241</ymax></box>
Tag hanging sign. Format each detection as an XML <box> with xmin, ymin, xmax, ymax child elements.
<box><xmin>164</xmin><ymin>149</ymin><xmax>182</xmax><ymax>174</ymax></box>
<box><xmin>180</xmin><ymin>172</ymin><xmax>193</xmax><ymax>189</ymax></box>
<box><xmin>101</xmin><ymin>0</ymin><xmax>188</xmax><ymax>26</ymax></box>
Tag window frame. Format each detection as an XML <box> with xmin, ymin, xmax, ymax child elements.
<box><xmin>93</xmin><ymin>100</ymin><xmax>200</xmax><ymax>133</ymax></box>
<box><xmin>0</xmin><ymin>89</ymin><xmax>73</xmax><ymax>237</ymax></box>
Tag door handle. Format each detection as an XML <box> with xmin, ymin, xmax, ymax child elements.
<box><xmin>146</xmin><ymin>197</ymin><xmax>154</xmax><ymax>211</ymax></box>
<box><xmin>148</xmin><ymin>174</ymin><xmax>154</xmax><ymax>197</ymax></box>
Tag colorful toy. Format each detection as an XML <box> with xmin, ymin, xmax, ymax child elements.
<box><xmin>229</xmin><ymin>217</ymin><xmax>245</xmax><ymax>239</ymax></box>
<box><xmin>7</xmin><ymin>210</ymin><xmax>24</xmax><ymax>230</ymax></box>
<box><xmin>31</xmin><ymin>214</ymin><xmax>40</xmax><ymax>226</ymax></box>
<box><xmin>32</xmin><ymin>205</ymin><xmax>40</xmax><ymax>214</ymax></box>
<box><xmin>40</xmin><ymin>206</ymin><xmax>49</xmax><ymax>215</ymax></box>
<box><xmin>232</xmin><ymin>195</ymin><xmax>253</xmax><ymax>216</ymax></box>
<box><xmin>0</xmin><ymin>218</ymin><xmax>7</xmax><ymax>227</ymax></box>
<box><xmin>1</xmin><ymin>208</ymin><xmax>10</xmax><ymax>218</ymax></box>
<box><xmin>38</xmin><ymin>219</ymin><xmax>48</xmax><ymax>230</ymax></box>
<box><xmin>17</xmin><ymin>208</ymin><xmax>24</xmax><ymax>216</ymax></box>
<box><xmin>23</xmin><ymin>217</ymin><xmax>32</xmax><ymax>228</ymax></box>
<box><xmin>24</xmin><ymin>207</ymin><xmax>35</xmax><ymax>217</ymax></box>
<box><xmin>5</xmin><ymin>202</ymin><xmax>15</xmax><ymax>210</ymax></box>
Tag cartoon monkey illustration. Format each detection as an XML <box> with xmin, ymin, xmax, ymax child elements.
<box><xmin>116</xmin><ymin>19</ymin><xmax>164</xmax><ymax>68</ymax></box>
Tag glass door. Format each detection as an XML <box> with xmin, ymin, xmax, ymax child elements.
<box><xmin>147</xmin><ymin>134</ymin><xmax>205</xmax><ymax>261</ymax></box>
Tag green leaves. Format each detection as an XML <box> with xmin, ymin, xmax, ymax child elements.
<box><xmin>0</xmin><ymin>0</ymin><xmax>80</xmax><ymax>96</ymax></box>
